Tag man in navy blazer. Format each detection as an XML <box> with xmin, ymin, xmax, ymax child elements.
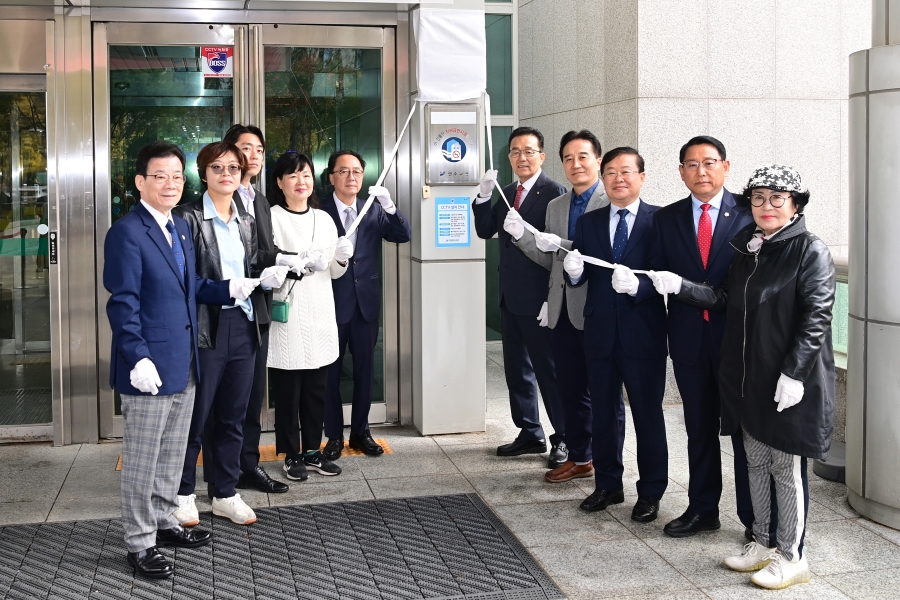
<box><xmin>104</xmin><ymin>142</ymin><xmax>231</xmax><ymax>579</ymax></box>
<box><xmin>564</xmin><ymin>147</ymin><xmax>668</xmax><ymax>523</ymax></box>
<box><xmin>472</xmin><ymin>126</ymin><xmax>569</xmax><ymax>468</ymax></box>
<box><xmin>653</xmin><ymin>136</ymin><xmax>769</xmax><ymax>540</ymax></box>
<box><xmin>321</xmin><ymin>149</ymin><xmax>411</xmax><ymax>458</ymax></box>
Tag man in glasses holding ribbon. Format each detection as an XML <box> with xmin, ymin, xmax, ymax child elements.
<box><xmin>473</xmin><ymin>126</ymin><xmax>568</xmax><ymax>469</ymax></box>
<box><xmin>321</xmin><ymin>150</ymin><xmax>411</xmax><ymax>458</ymax></box>
<box><xmin>563</xmin><ymin>147</ymin><xmax>668</xmax><ymax>523</ymax></box>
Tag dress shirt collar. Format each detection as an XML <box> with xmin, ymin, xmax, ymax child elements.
<box><xmin>237</xmin><ymin>183</ymin><xmax>255</xmax><ymax>211</ymax></box>
<box><xmin>333</xmin><ymin>192</ymin><xmax>357</xmax><ymax>216</ymax></box>
<box><xmin>610</xmin><ymin>198</ymin><xmax>641</xmax><ymax>219</ymax></box>
<box><xmin>691</xmin><ymin>187</ymin><xmax>724</xmax><ymax>213</ymax></box>
<box><xmin>572</xmin><ymin>179</ymin><xmax>600</xmax><ymax>206</ymax></box>
<box><xmin>140</xmin><ymin>199</ymin><xmax>172</xmax><ymax>229</ymax></box>
<box><xmin>516</xmin><ymin>169</ymin><xmax>542</xmax><ymax>195</ymax></box>
<box><xmin>202</xmin><ymin>192</ymin><xmax>239</xmax><ymax>223</ymax></box>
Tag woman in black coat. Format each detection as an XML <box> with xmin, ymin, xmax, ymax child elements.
<box><xmin>650</xmin><ymin>164</ymin><xmax>835</xmax><ymax>591</ymax></box>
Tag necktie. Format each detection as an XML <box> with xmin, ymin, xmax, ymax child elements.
<box><xmin>513</xmin><ymin>184</ymin><xmax>525</xmax><ymax>211</ymax></box>
<box><xmin>165</xmin><ymin>220</ymin><xmax>186</xmax><ymax>282</ymax></box>
<box><xmin>698</xmin><ymin>203</ymin><xmax>713</xmax><ymax>321</ymax></box>
<box><xmin>612</xmin><ymin>208</ymin><xmax>629</xmax><ymax>263</ymax></box>
<box><xmin>343</xmin><ymin>206</ymin><xmax>358</xmax><ymax>247</ymax></box>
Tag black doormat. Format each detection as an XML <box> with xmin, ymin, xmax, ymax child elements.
<box><xmin>0</xmin><ymin>494</ymin><xmax>564</xmax><ymax>600</ymax></box>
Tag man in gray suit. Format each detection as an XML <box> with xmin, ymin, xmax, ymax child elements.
<box><xmin>513</xmin><ymin>130</ymin><xmax>625</xmax><ymax>483</ymax></box>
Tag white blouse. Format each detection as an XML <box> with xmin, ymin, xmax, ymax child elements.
<box><xmin>267</xmin><ymin>205</ymin><xmax>348</xmax><ymax>370</ymax></box>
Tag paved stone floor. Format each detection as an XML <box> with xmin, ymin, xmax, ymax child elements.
<box><xmin>1</xmin><ymin>342</ymin><xmax>897</xmax><ymax>599</ymax></box>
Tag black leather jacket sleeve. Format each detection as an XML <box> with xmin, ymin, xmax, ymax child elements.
<box><xmin>782</xmin><ymin>238</ymin><xmax>836</xmax><ymax>382</ymax></box>
<box><xmin>674</xmin><ymin>277</ymin><xmax>728</xmax><ymax>311</ymax></box>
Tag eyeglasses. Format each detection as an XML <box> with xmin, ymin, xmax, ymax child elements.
<box><xmin>681</xmin><ymin>159</ymin><xmax>723</xmax><ymax>171</ymax></box>
<box><xmin>509</xmin><ymin>149</ymin><xmax>541</xmax><ymax>159</ymax></box>
<box><xmin>334</xmin><ymin>168</ymin><xmax>364</xmax><ymax>178</ymax></box>
<box><xmin>208</xmin><ymin>164</ymin><xmax>242</xmax><ymax>175</ymax></box>
<box><xmin>749</xmin><ymin>193</ymin><xmax>790</xmax><ymax>208</ymax></box>
<box><xmin>602</xmin><ymin>169</ymin><xmax>639</xmax><ymax>179</ymax></box>
<box><xmin>148</xmin><ymin>173</ymin><xmax>185</xmax><ymax>185</ymax></box>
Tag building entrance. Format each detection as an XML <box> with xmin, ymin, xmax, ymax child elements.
<box><xmin>93</xmin><ymin>22</ymin><xmax>399</xmax><ymax>438</ymax></box>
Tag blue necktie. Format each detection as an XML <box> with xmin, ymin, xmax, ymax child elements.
<box><xmin>165</xmin><ymin>220</ymin><xmax>186</xmax><ymax>281</ymax></box>
<box><xmin>612</xmin><ymin>208</ymin><xmax>629</xmax><ymax>263</ymax></box>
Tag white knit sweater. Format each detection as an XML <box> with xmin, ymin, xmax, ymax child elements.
<box><xmin>267</xmin><ymin>205</ymin><xmax>348</xmax><ymax>370</ymax></box>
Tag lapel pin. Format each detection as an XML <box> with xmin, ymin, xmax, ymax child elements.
<box><xmin>724</xmin><ymin>212</ymin><xmax>730</xmax><ymax>217</ymax></box>
<box><xmin>181</xmin><ymin>235</ymin><xmax>185</xmax><ymax>240</ymax></box>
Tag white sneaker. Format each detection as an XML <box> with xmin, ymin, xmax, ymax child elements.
<box><xmin>173</xmin><ymin>494</ymin><xmax>199</xmax><ymax>527</ymax></box>
<box><xmin>723</xmin><ymin>541</ymin><xmax>776</xmax><ymax>572</ymax></box>
<box><xmin>751</xmin><ymin>551</ymin><xmax>812</xmax><ymax>589</ymax></box>
<box><xmin>212</xmin><ymin>493</ymin><xmax>257</xmax><ymax>525</ymax></box>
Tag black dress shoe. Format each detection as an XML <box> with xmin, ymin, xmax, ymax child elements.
<box><xmin>663</xmin><ymin>510</ymin><xmax>721</xmax><ymax>538</ymax></box>
<box><xmin>547</xmin><ymin>441</ymin><xmax>568</xmax><ymax>468</ymax></box>
<box><xmin>497</xmin><ymin>437</ymin><xmax>546</xmax><ymax>457</ymax></box>
<box><xmin>237</xmin><ymin>465</ymin><xmax>289</xmax><ymax>493</ymax></box>
<box><xmin>127</xmin><ymin>547</ymin><xmax>173</xmax><ymax>579</ymax></box>
<box><xmin>579</xmin><ymin>488</ymin><xmax>625</xmax><ymax>512</ymax></box>
<box><xmin>349</xmin><ymin>431</ymin><xmax>384</xmax><ymax>456</ymax></box>
<box><xmin>323</xmin><ymin>437</ymin><xmax>344</xmax><ymax>461</ymax></box>
<box><xmin>631</xmin><ymin>496</ymin><xmax>660</xmax><ymax>523</ymax></box>
<box><xmin>156</xmin><ymin>524</ymin><xmax>212</xmax><ymax>549</ymax></box>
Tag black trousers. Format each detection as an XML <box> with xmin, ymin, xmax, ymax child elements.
<box><xmin>500</xmin><ymin>304</ymin><xmax>565</xmax><ymax>445</ymax></box>
<box><xmin>324</xmin><ymin>304</ymin><xmax>379</xmax><ymax>439</ymax></box>
<box><xmin>179</xmin><ymin>308</ymin><xmax>257</xmax><ymax>499</ymax></box>
<box><xmin>272</xmin><ymin>366</ymin><xmax>329</xmax><ymax>456</ymax></box>
<box><xmin>203</xmin><ymin>323</ymin><xmax>269</xmax><ymax>485</ymax></box>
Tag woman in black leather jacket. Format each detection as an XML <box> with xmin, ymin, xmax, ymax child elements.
<box><xmin>650</xmin><ymin>164</ymin><xmax>835</xmax><ymax>591</ymax></box>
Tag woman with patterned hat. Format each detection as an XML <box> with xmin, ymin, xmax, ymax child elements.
<box><xmin>649</xmin><ymin>164</ymin><xmax>836</xmax><ymax>590</ymax></box>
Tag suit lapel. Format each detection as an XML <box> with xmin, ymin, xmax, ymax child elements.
<box><xmin>585</xmin><ymin>185</ymin><xmax>608</xmax><ymax>212</ymax></box>
<box><xmin>595</xmin><ymin>204</ymin><xmax>613</xmax><ymax>259</ymax></box>
<box><xmin>517</xmin><ymin>172</ymin><xmax>545</xmax><ymax>220</ymax></box>
<box><xmin>708</xmin><ymin>190</ymin><xmax>739</xmax><ymax>265</ymax></box>
<box><xmin>621</xmin><ymin>200</ymin><xmax>651</xmax><ymax>261</ymax></box>
<box><xmin>676</xmin><ymin>196</ymin><xmax>705</xmax><ymax>272</ymax></box>
<box><xmin>136</xmin><ymin>204</ymin><xmax>185</xmax><ymax>289</ymax></box>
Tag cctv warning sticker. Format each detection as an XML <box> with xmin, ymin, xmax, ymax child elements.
<box><xmin>201</xmin><ymin>46</ymin><xmax>233</xmax><ymax>78</ymax></box>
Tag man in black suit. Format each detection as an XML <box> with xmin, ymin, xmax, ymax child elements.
<box><xmin>321</xmin><ymin>150</ymin><xmax>412</xmax><ymax>458</ymax></box>
<box><xmin>564</xmin><ymin>147</ymin><xmax>668</xmax><ymax>522</ymax></box>
<box><xmin>472</xmin><ymin>126</ymin><xmax>568</xmax><ymax>468</ymax></box>
<box><xmin>652</xmin><ymin>136</ymin><xmax>769</xmax><ymax>540</ymax></box>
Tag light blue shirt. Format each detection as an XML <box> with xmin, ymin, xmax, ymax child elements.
<box><xmin>203</xmin><ymin>193</ymin><xmax>254</xmax><ymax>320</ymax></box>
<box><xmin>691</xmin><ymin>188</ymin><xmax>724</xmax><ymax>236</ymax></box>
<box><xmin>608</xmin><ymin>198</ymin><xmax>641</xmax><ymax>245</ymax></box>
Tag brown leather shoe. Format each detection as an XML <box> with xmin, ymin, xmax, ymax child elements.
<box><xmin>544</xmin><ymin>460</ymin><xmax>594</xmax><ymax>483</ymax></box>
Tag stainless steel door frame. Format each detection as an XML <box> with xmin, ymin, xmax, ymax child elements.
<box><xmin>94</xmin><ymin>23</ymin><xmax>245</xmax><ymax>438</ymax></box>
<box><xmin>251</xmin><ymin>24</ymin><xmax>400</xmax><ymax>431</ymax></box>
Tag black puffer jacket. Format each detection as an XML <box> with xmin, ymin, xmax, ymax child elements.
<box><xmin>173</xmin><ymin>198</ymin><xmax>266</xmax><ymax>349</ymax></box>
<box><xmin>676</xmin><ymin>214</ymin><xmax>836</xmax><ymax>459</ymax></box>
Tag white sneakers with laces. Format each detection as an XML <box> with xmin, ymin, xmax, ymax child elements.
<box><xmin>750</xmin><ymin>550</ymin><xmax>812</xmax><ymax>589</ymax></box>
<box><xmin>723</xmin><ymin>541</ymin><xmax>776</xmax><ymax>572</ymax></box>
<box><xmin>212</xmin><ymin>493</ymin><xmax>257</xmax><ymax>525</ymax></box>
<box><xmin>174</xmin><ymin>494</ymin><xmax>200</xmax><ymax>527</ymax></box>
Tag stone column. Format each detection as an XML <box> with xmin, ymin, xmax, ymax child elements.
<box><xmin>846</xmin><ymin>0</ymin><xmax>900</xmax><ymax>528</ymax></box>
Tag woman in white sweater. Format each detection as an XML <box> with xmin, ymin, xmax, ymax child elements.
<box><xmin>268</xmin><ymin>151</ymin><xmax>354</xmax><ymax>481</ymax></box>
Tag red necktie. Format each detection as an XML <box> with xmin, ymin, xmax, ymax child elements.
<box><xmin>698</xmin><ymin>203</ymin><xmax>712</xmax><ymax>321</ymax></box>
<box><xmin>513</xmin><ymin>184</ymin><xmax>525</xmax><ymax>211</ymax></box>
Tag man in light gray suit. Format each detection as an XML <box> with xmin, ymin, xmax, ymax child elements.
<box><xmin>513</xmin><ymin>129</ymin><xmax>625</xmax><ymax>483</ymax></box>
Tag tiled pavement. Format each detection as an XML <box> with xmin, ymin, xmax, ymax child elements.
<box><xmin>1</xmin><ymin>342</ymin><xmax>897</xmax><ymax>599</ymax></box>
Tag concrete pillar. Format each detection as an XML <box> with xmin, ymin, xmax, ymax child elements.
<box><xmin>845</xmin><ymin>0</ymin><xmax>900</xmax><ymax>528</ymax></box>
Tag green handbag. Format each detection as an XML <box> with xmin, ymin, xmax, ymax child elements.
<box><xmin>271</xmin><ymin>280</ymin><xmax>297</xmax><ymax>323</ymax></box>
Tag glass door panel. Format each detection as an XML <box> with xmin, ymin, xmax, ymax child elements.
<box><xmin>0</xmin><ymin>88</ymin><xmax>51</xmax><ymax>427</ymax></box>
<box><xmin>262</xmin><ymin>43</ymin><xmax>385</xmax><ymax>408</ymax></box>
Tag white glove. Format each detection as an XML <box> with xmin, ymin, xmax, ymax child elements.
<box><xmin>479</xmin><ymin>169</ymin><xmax>498</xmax><ymax>198</ymax></box>
<box><xmin>259</xmin><ymin>265</ymin><xmax>289</xmax><ymax>289</ymax></box>
<box><xmin>537</xmin><ymin>302</ymin><xmax>549</xmax><ymax>327</ymax></box>
<box><xmin>130</xmin><ymin>357</ymin><xmax>162</xmax><ymax>395</ymax></box>
<box><xmin>368</xmin><ymin>185</ymin><xmax>395</xmax><ymax>212</ymax></box>
<box><xmin>334</xmin><ymin>237</ymin><xmax>354</xmax><ymax>263</ymax></box>
<box><xmin>503</xmin><ymin>209</ymin><xmax>525</xmax><ymax>240</ymax></box>
<box><xmin>304</xmin><ymin>249</ymin><xmax>328</xmax><ymax>272</ymax></box>
<box><xmin>563</xmin><ymin>249</ymin><xmax>584</xmax><ymax>281</ymax></box>
<box><xmin>648</xmin><ymin>270</ymin><xmax>683</xmax><ymax>295</ymax></box>
<box><xmin>611</xmin><ymin>265</ymin><xmax>640</xmax><ymax>295</ymax></box>
<box><xmin>229</xmin><ymin>277</ymin><xmax>260</xmax><ymax>300</ymax></box>
<box><xmin>276</xmin><ymin>253</ymin><xmax>315</xmax><ymax>275</ymax></box>
<box><xmin>774</xmin><ymin>373</ymin><xmax>804</xmax><ymax>412</ymax></box>
<box><xmin>535</xmin><ymin>232</ymin><xmax>562</xmax><ymax>253</ymax></box>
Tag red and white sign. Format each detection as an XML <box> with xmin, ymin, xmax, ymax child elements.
<box><xmin>201</xmin><ymin>46</ymin><xmax>233</xmax><ymax>78</ymax></box>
